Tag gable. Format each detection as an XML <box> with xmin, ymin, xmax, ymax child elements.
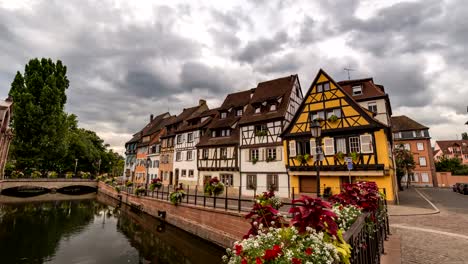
<box><xmin>283</xmin><ymin>69</ymin><xmax>386</xmax><ymax>137</ymax></box>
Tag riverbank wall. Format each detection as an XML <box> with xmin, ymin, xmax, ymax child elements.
<box><xmin>98</xmin><ymin>182</ymin><xmax>250</xmax><ymax>248</ymax></box>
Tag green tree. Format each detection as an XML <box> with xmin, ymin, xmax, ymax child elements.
<box><xmin>394</xmin><ymin>144</ymin><xmax>415</xmax><ymax>191</ymax></box>
<box><xmin>435</xmin><ymin>156</ymin><xmax>468</xmax><ymax>175</ymax></box>
<box><xmin>8</xmin><ymin>58</ymin><xmax>70</xmax><ymax>173</ymax></box>
<box><xmin>462</xmin><ymin>132</ymin><xmax>468</xmax><ymax>140</ymax></box>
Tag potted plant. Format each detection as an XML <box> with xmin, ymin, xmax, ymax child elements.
<box><xmin>334</xmin><ymin>151</ymin><xmax>345</xmax><ymax>162</ymax></box>
<box><xmin>204</xmin><ymin>177</ymin><xmax>225</xmax><ymax>196</ymax></box>
<box><xmin>31</xmin><ymin>170</ymin><xmax>41</xmax><ymax>179</ymax></box>
<box><xmin>115</xmin><ymin>186</ymin><xmax>121</xmax><ymax>193</ymax></box>
<box><xmin>48</xmin><ymin>171</ymin><xmax>58</xmax><ymax>179</ymax></box>
<box><xmin>266</xmin><ymin>156</ymin><xmax>275</xmax><ymax>162</ymax></box>
<box><xmin>251</xmin><ymin>157</ymin><xmax>259</xmax><ymax>164</ymax></box>
<box><xmin>65</xmin><ymin>172</ymin><xmax>73</xmax><ymax>179</ymax></box>
<box><xmin>134</xmin><ymin>186</ymin><xmax>146</xmax><ymax>196</ymax></box>
<box><xmin>125</xmin><ymin>181</ymin><xmax>133</xmax><ymax>187</ymax></box>
<box><xmin>255</xmin><ymin>130</ymin><xmax>268</xmax><ymax>137</ymax></box>
<box><xmin>170</xmin><ymin>186</ymin><xmax>186</xmax><ymax>205</ymax></box>
<box><xmin>303</xmin><ymin>154</ymin><xmax>311</xmax><ymax>162</ymax></box>
<box><xmin>350</xmin><ymin>151</ymin><xmax>361</xmax><ymax>163</ymax></box>
<box><xmin>149</xmin><ymin>178</ymin><xmax>162</xmax><ymax>191</ymax></box>
<box><xmin>10</xmin><ymin>170</ymin><xmax>24</xmax><ymax>179</ymax></box>
<box><xmin>328</xmin><ymin>114</ymin><xmax>339</xmax><ymax>123</ymax></box>
<box><xmin>295</xmin><ymin>154</ymin><xmax>304</xmax><ymax>164</ymax></box>
<box><xmin>81</xmin><ymin>172</ymin><xmax>91</xmax><ymax>179</ymax></box>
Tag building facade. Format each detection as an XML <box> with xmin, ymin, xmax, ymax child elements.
<box><xmin>239</xmin><ymin>75</ymin><xmax>303</xmax><ymax>197</ymax></box>
<box><xmin>282</xmin><ymin>69</ymin><xmax>397</xmax><ymax>201</ymax></box>
<box><xmin>434</xmin><ymin>140</ymin><xmax>468</xmax><ymax>165</ymax></box>
<box><xmin>0</xmin><ymin>97</ymin><xmax>13</xmax><ymax>179</ymax></box>
<box><xmin>392</xmin><ymin>115</ymin><xmax>436</xmax><ymax>187</ymax></box>
<box><xmin>145</xmin><ymin>113</ymin><xmax>172</xmax><ymax>183</ymax></box>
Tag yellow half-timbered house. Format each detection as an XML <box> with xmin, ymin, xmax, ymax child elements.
<box><xmin>282</xmin><ymin>69</ymin><xmax>397</xmax><ymax>201</ymax></box>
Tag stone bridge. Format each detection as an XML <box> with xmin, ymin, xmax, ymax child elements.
<box><xmin>0</xmin><ymin>179</ymin><xmax>98</xmax><ymax>192</ymax></box>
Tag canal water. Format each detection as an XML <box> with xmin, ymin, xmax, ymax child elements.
<box><xmin>0</xmin><ymin>193</ymin><xmax>225</xmax><ymax>264</ymax></box>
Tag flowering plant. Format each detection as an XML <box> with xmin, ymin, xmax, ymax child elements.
<box><xmin>149</xmin><ymin>178</ymin><xmax>162</xmax><ymax>191</ymax></box>
<box><xmin>204</xmin><ymin>177</ymin><xmax>225</xmax><ymax>196</ymax></box>
<box><xmin>255</xmin><ymin>191</ymin><xmax>282</xmax><ymax>210</ymax></box>
<box><xmin>170</xmin><ymin>186</ymin><xmax>186</xmax><ymax>205</ymax></box>
<box><xmin>329</xmin><ymin>182</ymin><xmax>381</xmax><ymax>212</ymax></box>
<box><xmin>125</xmin><ymin>181</ymin><xmax>133</xmax><ymax>187</ymax></box>
<box><xmin>244</xmin><ymin>191</ymin><xmax>285</xmax><ymax>239</ymax></box>
<box><xmin>31</xmin><ymin>170</ymin><xmax>42</xmax><ymax>179</ymax></box>
<box><xmin>223</xmin><ymin>226</ymin><xmax>340</xmax><ymax>264</ymax></box>
<box><xmin>134</xmin><ymin>186</ymin><xmax>146</xmax><ymax>196</ymax></box>
<box><xmin>332</xmin><ymin>204</ymin><xmax>362</xmax><ymax>231</ymax></box>
<box><xmin>289</xmin><ymin>196</ymin><xmax>339</xmax><ymax>236</ymax></box>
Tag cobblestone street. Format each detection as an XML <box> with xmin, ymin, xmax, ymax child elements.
<box><xmin>389</xmin><ymin>188</ymin><xmax>468</xmax><ymax>263</ymax></box>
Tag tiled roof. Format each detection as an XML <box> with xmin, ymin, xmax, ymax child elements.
<box><xmin>339</xmin><ymin>78</ymin><xmax>386</xmax><ymax>100</ymax></box>
<box><xmin>239</xmin><ymin>75</ymin><xmax>297</xmax><ymax>125</ymax></box>
<box><xmin>142</xmin><ymin>112</ymin><xmax>171</xmax><ymax>136</ymax></box>
<box><xmin>435</xmin><ymin>140</ymin><xmax>468</xmax><ymax>154</ymax></box>
<box><xmin>219</xmin><ymin>89</ymin><xmax>254</xmax><ymax>111</ymax></box>
<box><xmin>197</xmin><ymin>128</ymin><xmax>239</xmax><ymax>147</ymax></box>
<box><xmin>177</xmin><ymin>108</ymin><xmax>218</xmax><ymax>133</ymax></box>
<box><xmin>391</xmin><ymin>115</ymin><xmax>428</xmax><ymax>132</ymax></box>
<box><xmin>163</xmin><ymin>103</ymin><xmax>209</xmax><ymax>137</ymax></box>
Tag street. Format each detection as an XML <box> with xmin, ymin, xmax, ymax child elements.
<box><xmin>389</xmin><ymin>188</ymin><xmax>468</xmax><ymax>264</ymax></box>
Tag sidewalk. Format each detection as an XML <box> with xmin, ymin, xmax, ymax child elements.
<box><xmin>381</xmin><ymin>234</ymin><xmax>401</xmax><ymax>264</ymax></box>
<box><xmin>388</xmin><ymin>187</ymin><xmax>439</xmax><ymax>216</ymax></box>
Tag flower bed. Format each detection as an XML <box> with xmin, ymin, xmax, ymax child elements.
<box><xmin>149</xmin><ymin>178</ymin><xmax>162</xmax><ymax>191</ymax></box>
<box><xmin>224</xmin><ymin>182</ymin><xmax>386</xmax><ymax>264</ymax></box>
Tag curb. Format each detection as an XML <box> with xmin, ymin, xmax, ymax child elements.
<box><xmin>389</xmin><ymin>188</ymin><xmax>440</xmax><ymax>216</ymax></box>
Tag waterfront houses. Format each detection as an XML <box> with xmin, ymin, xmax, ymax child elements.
<box><xmin>434</xmin><ymin>139</ymin><xmax>468</xmax><ymax>165</ymax></box>
<box><xmin>0</xmin><ymin>97</ymin><xmax>13</xmax><ymax>179</ymax></box>
<box><xmin>160</xmin><ymin>102</ymin><xmax>208</xmax><ymax>186</ymax></box>
<box><xmin>124</xmin><ymin>134</ymin><xmax>139</xmax><ymax>181</ymax></box>
<box><xmin>145</xmin><ymin>113</ymin><xmax>172</xmax><ymax>184</ymax></box>
<box><xmin>197</xmin><ymin>89</ymin><xmax>252</xmax><ymax>190</ymax></box>
<box><xmin>173</xmin><ymin>100</ymin><xmax>213</xmax><ymax>187</ymax></box>
<box><xmin>239</xmin><ymin>75</ymin><xmax>303</xmax><ymax>197</ymax></box>
<box><xmin>281</xmin><ymin>69</ymin><xmax>397</xmax><ymax>201</ymax></box>
<box><xmin>392</xmin><ymin>115</ymin><xmax>437</xmax><ymax>187</ymax></box>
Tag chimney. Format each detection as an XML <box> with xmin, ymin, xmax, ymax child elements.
<box><xmin>199</xmin><ymin>99</ymin><xmax>206</xmax><ymax>106</ymax></box>
<box><xmin>150</xmin><ymin>114</ymin><xmax>154</xmax><ymax>122</ymax></box>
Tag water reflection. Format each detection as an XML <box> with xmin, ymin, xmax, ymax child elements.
<box><xmin>0</xmin><ymin>195</ymin><xmax>224</xmax><ymax>263</ymax></box>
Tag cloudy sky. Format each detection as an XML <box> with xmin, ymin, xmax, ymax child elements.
<box><xmin>1</xmin><ymin>0</ymin><xmax>467</xmax><ymax>154</ymax></box>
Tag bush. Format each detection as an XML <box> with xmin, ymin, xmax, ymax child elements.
<box><xmin>48</xmin><ymin>171</ymin><xmax>58</xmax><ymax>178</ymax></box>
<box><xmin>31</xmin><ymin>170</ymin><xmax>42</xmax><ymax>179</ymax></box>
<box><xmin>81</xmin><ymin>172</ymin><xmax>91</xmax><ymax>179</ymax></box>
<box><xmin>170</xmin><ymin>187</ymin><xmax>186</xmax><ymax>205</ymax></box>
<box><xmin>10</xmin><ymin>170</ymin><xmax>24</xmax><ymax>179</ymax></box>
<box><xmin>65</xmin><ymin>172</ymin><xmax>74</xmax><ymax>179</ymax></box>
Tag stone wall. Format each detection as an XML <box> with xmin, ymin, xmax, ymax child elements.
<box><xmin>436</xmin><ymin>172</ymin><xmax>468</xmax><ymax>187</ymax></box>
<box><xmin>98</xmin><ymin>182</ymin><xmax>250</xmax><ymax>248</ymax></box>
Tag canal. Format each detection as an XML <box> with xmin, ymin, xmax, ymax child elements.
<box><xmin>0</xmin><ymin>193</ymin><xmax>225</xmax><ymax>263</ymax></box>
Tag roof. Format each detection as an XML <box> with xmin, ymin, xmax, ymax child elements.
<box><xmin>177</xmin><ymin>108</ymin><xmax>219</xmax><ymax>133</ymax></box>
<box><xmin>391</xmin><ymin>115</ymin><xmax>428</xmax><ymax>132</ymax></box>
<box><xmin>142</xmin><ymin>112</ymin><xmax>171</xmax><ymax>136</ymax></box>
<box><xmin>197</xmin><ymin>127</ymin><xmax>240</xmax><ymax>147</ymax></box>
<box><xmin>239</xmin><ymin>75</ymin><xmax>297</xmax><ymax>125</ymax></box>
<box><xmin>163</xmin><ymin>102</ymin><xmax>209</xmax><ymax>137</ymax></box>
<box><xmin>219</xmin><ymin>89</ymin><xmax>254</xmax><ymax>111</ymax></box>
<box><xmin>338</xmin><ymin>78</ymin><xmax>385</xmax><ymax>99</ymax></box>
<box><xmin>435</xmin><ymin>140</ymin><xmax>468</xmax><ymax>154</ymax></box>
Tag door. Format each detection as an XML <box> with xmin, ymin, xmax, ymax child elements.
<box><xmin>299</xmin><ymin>176</ymin><xmax>317</xmax><ymax>193</ymax></box>
<box><xmin>169</xmin><ymin>172</ymin><xmax>173</xmax><ymax>185</ymax></box>
<box><xmin>175</xmin><ymin>169</ymin><xmax>179</xmax><ymax>186</ymax></box>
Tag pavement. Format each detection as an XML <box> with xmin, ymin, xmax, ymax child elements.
<box><xmin>388</xmin><ymin>187</ymin><xmax>468</xmax><ymax>264</ymax></box>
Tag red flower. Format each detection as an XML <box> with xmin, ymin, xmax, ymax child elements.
<box><xmin>235</xmin><ymin>244</ymin><xmax>243</xmax><ymax>256</ymax></box>
<box><xmin>256</xmin><ymin>257</ymin><xmax>263</xmax><ymax>264</ymax></box>
<box><xmin>241</xmin><ymin>258</ymin><xmax>248</xmax><ymax>264</ymax></box>
<box><xmin>291</xmin><ymin>258</ymin><xmax>302</xmax><ymax>264</ymax></box>
<box><xmin>263</xmin><ymin>244</ymin><xmax>282</xmax><ymax>260</ymax></box>
<box><xmin>305</xmin><ymin>247</ymin><xmax>313</xmax><ymax>255</ymax></box>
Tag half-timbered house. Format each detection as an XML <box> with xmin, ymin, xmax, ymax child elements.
<box><xmin>282</xmin><ymin>69</ymin><xmax>397</xmax><ymax>201</ymax></box>
<box><xmin>238</xmin><ymin>75</ymin><xmax>303</xmax><ymax>197</ymax></box>
<box><xmin>124</xmin><ymin>133</ymin><xmax>139</xmax><ymax>182</ymax></box>
<box><xmin>145</xmin><ymin>113</ymin><xmax>172</xmax><ymax>183</ymax></box>
<box><xmin>197</xmin><ymin>90</ymin><xmax>253</xmax><ymax>189</ymax></box>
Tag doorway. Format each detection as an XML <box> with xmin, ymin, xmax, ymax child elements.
<box><xmin>299</xmin><ymin>176</ymin><xmax>317</xmax><ymax>193</ymax></box>
<box><xmin>169</xmin><ymin>172</ymin><xmax>173</xmax><ymax>185</ymax></box>
<box><xmin>175</xmin><ymin>169</ymin><xmax>179</xmax><ymax>186</ymax></box>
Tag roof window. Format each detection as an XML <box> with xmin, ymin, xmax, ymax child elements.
<box><xmin>352</xmin><ymin>85</ymin><xmax>362</xmax><ymax>95</ymax></box>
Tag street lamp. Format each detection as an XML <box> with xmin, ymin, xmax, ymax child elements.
<box><xmin>145</xmin><ymin>157</ymin><xmax>151</xmax><ymax>191</ymax></box>
<box><xmin>74</xmin><ymin>159</ymin><xmax>78</xmax><ymax>177</ymax></box>
<box><xmin>310</xmin><ymin>120</ymin><xmax>323</xmax><ymax>197</ymax></box>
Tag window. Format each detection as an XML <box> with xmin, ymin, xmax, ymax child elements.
<box><xmin>352</xmin><ymin>85</ymin><xmax>362</xmax><ymax>95</ymax></box>
<box><xmin>417</xmin><ymin>142</ymin><xmax>424</xmax><ymax>151</ymax></box>
<box><xmin>413</xmin><ymin>130</ymin><xmax>422</xmax><ymax>137</ymax></box>
<box><xmin>324</xmin><ymin>138</ymin><xmax>335</xmax><ymax>155</ymax></box>
<box><xmin>326</xmin><ymin>108</ymin><xmax>342</xmax><ymax>119</ymax></box>
<box><xmin>393</xmin><ymin>133</ymin><xmax>401</xmax><ymax>139</ymax></box>
<box><xmin>255</xmin><ymin>107</ymin><xmax>261</xmax><ymax>113</ymax></box>
<box><xmin>155</xmin><ymin>144</ymin><xmax>160</xmax><ymax>154</ymax></box>
<box><xmin>360</xmin><ymin>135</ymin><xmax>373</xmax><ymax>154</ymax></box>
<box><xmin>220</xmin><ymin>112</ymin><xmax>227</xmax><ymax>119</ymax></box>
<box><xmin>336</xmin><ymin>138</ymin><xmax>346</xmax><ymax>154</ymax></box>
<box><xmin>421</xmin><ymin>173</ymin><xmax>429</xmax><ymax>183</ymax></box>
<box><xmin>164</xmin><ymin>172</ymin><xmax>168</xmax><ymax>181</ymax></box>
<box><xmin>267</xmin><ymin>148</ymin><xmax>277</xmax><ymax>160</ymax></box>
<box><xmin>267</xmin><ymin>174</ymin><xmax>279</xmax><ymax>191</ymax></box>
<box><xmin>317</xmin><ymin>82</ymin><xmax>329</xmax><ymax>92</ymax></box>
<box><xmin>250</xmin><ymin>149</ymin><xmax>259</xmax><ymax>160</ymax></box>
<box><xmin>404</xmin><ymin>143</ymin><xmax>411</xmax><ymax>151</ymax></box>
<box><xmin>311</xmin><ymin>111</ymin><xmax>325</xmax><ymax>121</ymax></box>
<box><xmin>154</xmin><ymin>160</ymin><xmax>159</xmax><ymax>168</ymax></box>
<box><xmin>255</xmin><ymin>124</ymin><xmax>267</xmax><ymax>134</ymax></box>
<box><xmin>177</xmin><ymin>135</ymin><xmax>183</xmax><ymax>144</ymax></box>
<box><xmin>189</xmin><ymin>170</ymin><xmax>194</xmax><ymax>178</ymax></box>
<box><xmin>270</xmin><ymin>104</ymin><xmax>277</xmax><ymax>111</ymax></box>
<box><xmin>368</xmin><ymin>102</ymin><xmax>377</xmax><ymax>113</ymax></box>
<box><xmin>247</xmin><ymin>174</ymin><xmax>257</xmax><ymax>190</ymax></box>
<box><xmin>202</xmin><ymin>149</ymin><xmax>209</xmax><ymax>159</ymax></box>
<box><xmin>221</xmin><ymin>129</ymin><xmax>231</xmax><ymax>137</ymax></box>
<box><xmin>211</xmin><ymin>130</ymin><xmax>216</xmax><ymax>137</ymax></box>
<box><xmin>296</xmin><ymin>140</ymin><xmax>311</xmax><ymax>155</ymax></box>
<box><xmin>236</xmin><ymin>109</ymin><xmax>243</xmax><ymax>116</ymax></box>
<box><xmin>220</xmin><ymin>174</ymin><xmax>233</xmax><ymax>186</ymax></box>
<box><xmin>220</xmin><ymin>148</ymin><xmax>228</xmax><ymax>159</ymax></box>
<box><xmin>187</xmin><ymin>133</ymin><xmax>193</xmax><ymax>142</ymax></box>
<box><xmin>349</xmin><ymin>137</ymin><xmax>360</xmax><ymax>153</ymax></box>
<box><xmin>176</xmin><ymin>151</ymin><xmax>182</xmax><ymax>161</ymax></box>
<box><xmin>187</xmin><ymin>150</ymin><xmax>193</xmax><ymax>160</ymax></box>
<box><xmin>412</xmin><ymin>173</ymin><xmax>419</xmax><ymax>182</ymax></box>
<box><xmin>181</xmin><ymin>170</ymin><xmax>187</xmax><ymax>177</ymax></box>
<box><xmin>419</xmin><ymin>157</ymin><xmax>427</xmax><ymax>166</ymax></box>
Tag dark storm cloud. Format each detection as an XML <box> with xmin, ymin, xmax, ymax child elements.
<box><xmin>255</xmin><ymin>53</ymin><xmax>302</xmax><ymax>74</ymax></box>
<box><xmin>180</xmin><ymin>62</ymin><xmax>230</xmax><ymax>93</ymax></box>
<box><xmin>235</xmin><ymin>31</ymin><xmax>289</xmax><ymax>63</ymax></box>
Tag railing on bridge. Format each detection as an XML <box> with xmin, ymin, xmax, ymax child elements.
<box><xmin>110</xmin><ymin>183</ymin><xmax>390</xmax><ymax>264</ymax></box>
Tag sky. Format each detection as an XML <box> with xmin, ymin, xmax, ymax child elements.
<box><xmin>0</xmin><ymin>0</ymin><xmax>467</xmax><ymax>155</ymax></box>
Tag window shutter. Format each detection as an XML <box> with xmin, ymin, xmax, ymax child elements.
<box><xmin>261</xmin><ymin>148</ymin><xmax>266</xmax><ymax>161</ymax></box>
<box><xmin>277</xmin><ymin>146</ymin><xmax>282</xmax><ymax>161</ymax></box>
<box><xmin>360</xmin><ymin>135</ymin><xmax>373</xmax><ymax>153</ymax></box>
<box><xmin>324</xmin><ymin>138</ymin><xmax>335</xmax><ymax>155</ymax></box>
<box><xmin>310</xmin><ymin>139</ymin><xmax>317</xmax><ymax>155</ymax></box>
<box><xmin>289</xmin><ymin>140</ymin><xmax>296</xmax><ymax>157</ymax></box>
<box><xmin>245</xmin><ymin>149</ymin><xmax>250</xmax><ymax>161</ymax></box>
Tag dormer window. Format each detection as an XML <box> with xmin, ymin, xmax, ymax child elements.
<box><xmin>352</xmin><ymin>85</ymin><xmax>362</xmax><ymax>95</ymax></box>
<box><xmin>236</xmin><ymin>109</ymin><xmax>243</xmax><ymax>116</ymax></box>
<box><xmin>211</xmin><ymin>130</ymin><xmax>216</xmax><ymax>137</ymax></box>
<box><xmin>221</xmin><ymin>129</ymin><xmax>231</xmax><ymax>137</ymax></box>
<box><xmin>255</xmin><ymin>107</ymin><xmax>261</xmax><ymax>114</ymax></box>
<box><xmin>316</xmin><ymin>82</ymin><xmax>330</xmax><ymax>92</ymax></box>
<box><xmin>220</xmin><ymin>112</ymin><xmax>227</xmax><ymax>119</ymax></box>
<box><xmin>270</xmin><ymin>104</ymin><xmax>277</xmax><ymax>111</ymax></box>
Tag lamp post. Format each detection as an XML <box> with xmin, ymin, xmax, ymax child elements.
<box><xmin>74</xmin><ymin>159</ymin><xmax>78</xmax><ymax>177</ymax></box>
<box><xmin>310</xmin><ymin>120</ymin><xmax>322</xmax><ymax>197</ymax></box>
<box><xmin>145</xmin><ymin>157</ymin><xmax>151</xmax><ymax>191</ymax></box>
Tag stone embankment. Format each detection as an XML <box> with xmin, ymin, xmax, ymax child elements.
<box><xmin>98</xmin><ymin>182</ymin><xmax>250</xmax><ymax>247</ymax></box>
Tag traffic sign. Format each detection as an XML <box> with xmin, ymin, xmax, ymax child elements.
<box><xmin>345</xmin><ymin>157</ymin><xmax>353</xmax><ymax>170</ymax></box>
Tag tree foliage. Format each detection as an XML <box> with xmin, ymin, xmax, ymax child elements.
<box><xmin>435</xmin><ymin>156</ymin><xmax>468</xmax><ymax>175</ymax></box>
<box><xmin>462</xmin><ymin>132</ymin><xmax>468</xmax><ymax>140</ymax></box>
<box><xmin>393</xmin><ymin>144</ymin><xmax>415</xmax><ymax>191</ymax></box>
<box><xmin>7</xmin><ymin>58</ymin><xmax>123</xmax><ymax>176</ymax></box>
